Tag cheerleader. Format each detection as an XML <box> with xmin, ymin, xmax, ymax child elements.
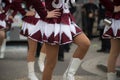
<box><xmin>0</xmin><ymin>0</ymin><xmax>5</xmax><ymax>59</ymax></box>
<box><xmin>19</xmin><ymin>0</ymin><xmax>60</xmax><ymax>80</ymax></box>
<box><xmin>0</xmin><ymin>0</ymin><xmax>35</xmax><ymax>59</ymax></box>
<box><xmin>30</xmin><ymin>0</ymin><xmax>90</xmax><ymax>80</ymax></box>
<box><xmin>0</xmin><ymin>0</ymin><xmax>18</xmax><ymax>59</ymax></box>
<box><xmin>99</xmin><ymin>0</ymin><xmax>120</xmax><ymax>80</ymax></box>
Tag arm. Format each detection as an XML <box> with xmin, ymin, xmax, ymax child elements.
<box><xmin>28</xmin><ymin>0</ymin><xmax>47</xmax><ymax>19</ymax></box>
<box><xmin>12</xmin><ymin>1</ymin><xmax>27</xmax><ymax>16</ymax></box>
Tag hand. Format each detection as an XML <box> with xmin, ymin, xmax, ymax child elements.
<box><xmin>8</xmin><ymin>16</ymin><xmax>13</xmax><ymax>20</ymax></box>
<box><xmin>114</xmin><ymin>6</ymin><xmax>120</xmax><ymax>12</ymax></box>
<box><xmin>88</xmin><ymin>13</ymin><xmax>94</xmax><ymax>18</ymax></box>
<box><xmin>25</xmin><ymin>11</ymin><xmax>35</xmax><ymax>16</ymax></box>
<box><xmin>46</xmin><ymin>9</ymin><xmax>61</xmax><ymax>18</ymax></box>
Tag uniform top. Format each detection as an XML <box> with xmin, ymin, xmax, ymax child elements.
<box><xmin>24</xmin><ymin>0</ymin><xmax>47</xmax><ymax>20</ymax></box>
<box><xmin>100</xmin><ymin>0</ymin><xmax>120</xmax><ymax>19</ymax></box>
<box><xmin>44</xmin><ymin>0</ymin><xmax>75</xmax><ymax>24</ymax></box>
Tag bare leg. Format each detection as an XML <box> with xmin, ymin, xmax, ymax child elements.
<box><xmin>73</xmin><ymin>33</ymin><xmax>90</xmax><ymax>59</ymax></box>
<box><xmin>63</xmin><ymin>33</ymin><xmax>90</xmax><ymax>80</ymax></box>
<box><xmin>40</xmin><ymin>43</ymin><xmax>46</xmax><ymax>53</ymax></box>
<box><xmin>42</xmin><ymin>43</ymin><xmax>59</xmax><ymax>80</ymax></box>
<box><xmin>27</xmin><ymin>38</ymin><xmax>38</xmax><ymax>80</ymax></box>
<box><xmin>107</xmin><ymin>39</ymin><xmax>120</xmax><ymax>80</ymax></box>
<box><xmin>27</xmin><ymin>38</ymin><xmax>37</xmax><ymax>61</ymax></box>
<box><xmin>38</xmin><ymin>43</ymin><xmax>46</xmax><ymax>72</ymax></box>
<box><xmin>0</xmin><ymin>30</ymin><xmax>6</xmax><ymax>59</ymax></box>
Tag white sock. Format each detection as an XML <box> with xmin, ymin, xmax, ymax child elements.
<box><xmin>107</xmin><ymin>72</ymin><xmax>117</xmax><ymax>80</ymax></box>
<box><xmin>28</xmin><ymin>62</ymin><xmax>38</xmax><ymax>80</ymax></box>
<box><xmin>38</xmin><ymin>52</ymin><xmax>46</xmax><ymax>72</ymax></box>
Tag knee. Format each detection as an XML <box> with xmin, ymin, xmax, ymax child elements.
<box><xmin>27</xmin><ymin>52</ymin><xmax>36</xmax><ymax>61</ymax></box>
<box><xmin>46</xmin><ymin>60</ymin><xmax>57</xmax><ymax>70</ymax></box>
<box><xmin>0</xmin><ymin>34</ymin><xmax>5</xmax><ymax>39</ymax></box>
<box><xmin>83</xmin><ymin>40</ymin><xmax>91</xmax><ymax>49</ymax></box>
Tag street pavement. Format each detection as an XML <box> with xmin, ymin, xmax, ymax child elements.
<box><xmin>0</xmin><ymin>38</ymin><xmax>119</xmax><ymax>80</ymax></box>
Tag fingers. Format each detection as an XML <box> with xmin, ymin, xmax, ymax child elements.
<box><xmin>25</xmin><ymin>11</ymin><xmax>35</xmax><ymax>16</ymax></box>
<box><xmin>114</xmin><ymin>6</ymin><xmax>120</xmax><ymax>12</ymax></box>
<box><xmin>8</xmin><ymin>16</ymin><xmax>13</xmax><ymax>19</ymax></box>
<box><xmin>46</xmin><ymin>9</ymin><xmax>61</xmax><ymax>18</ymax></box>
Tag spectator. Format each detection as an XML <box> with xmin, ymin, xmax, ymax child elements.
<box><xmin>81</xmin><ymin>0</ymin><xmax>98</xmax><ymax>40</ymax></box>
<box><xmin>97</xmin><ymin>3</ymin><xmax>110</xmax><ymax>53</ymax></box>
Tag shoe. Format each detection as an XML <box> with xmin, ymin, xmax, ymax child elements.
<box><xmin>0</xmin><ymin>39</ymin><xmax>6</xmax><ymax>59</ymax></box>
<box><xmin>28</xmin><ymin>62</ymin><xmax>39</xmax><ymax>80</ymax></box>
<box><xmin>63</xmin><ymin>58</ymin><xmax>82</xmax><ymax>80</ymax></box>
<box><xmin>58</xmin><ymin>57</ymin><xmax>64</xmax><ymax>61</ymax></box>
<box><xmin>107</xmin><ymin>72</ymin><xmax>117</xmax><ymax>80</ymax></box>
<box><xmin>97</xmin><ymin>49</ymin><xmax>105</xmax><ymax>52</ymax></box>
<box><xmin>0</xmin><ymin>52</ymin><xmax>5</xmax><ymax>59</ymax></box>
<box><xmin>28</xmin><ymin>73</ymin><xmax>38</xmax><ymax>80</ymax></box>
<box><xmin>38</xmin><ymin>61</ymin><xmax>44</xmax><ymax>72</ymax></box>
<box><xmin>104</xmin><ymin>49</ymin><xmax>110</xmax><ymax>53</ymax></box>
<box><xmin>38</xmin><ymin>52</ymin><xmax>46</xmax><ymax>72</ymax></box>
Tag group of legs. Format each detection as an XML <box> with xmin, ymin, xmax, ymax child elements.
<box><xmin>27</xmin><ymin>28</ymin><xmax>120</xmax><ymax>80</ymax></box>
<box><xmin>27</xmin><ymin>32</ymin><xmax>90</xmax><ymax>80</ymax></box>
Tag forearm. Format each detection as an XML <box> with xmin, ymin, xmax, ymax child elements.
<box><xmin>30</xmin><ymin>0</ymin><xmax>47</xmax><ymax>19</ymax></box>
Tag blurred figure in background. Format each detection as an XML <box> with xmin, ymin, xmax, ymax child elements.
<box><xmin>81</xmin><ymin>0</ymin><xmax>98</xmax><ymax>40</ymax></box>
<box><xmin>97</xmin><ymin>3</ymin><xmax>110</xmax><ymax>53</ymax></box>
<box><xmin>0</xmin><ymin>0</ymin><xmax>18</xmax><ymax>59</ymax></box>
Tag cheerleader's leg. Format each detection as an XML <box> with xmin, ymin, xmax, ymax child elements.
<box><xmin>107</xmin><ymin>39</ymin><xmax>120</xmax><ymax>80</ymax></box>
<box><xmin>63</xmin><ymin>33</ymin><xmax>90</xmax><ymax>80</ymax></box>
<box><xmin>27</xmin><ymin>38</ymin><xmax>38</xmax><ymax>80</ymax></box>
<box><xmin>0</xmin><ymin>30</ymin><xmax>6</xmax><ymax>59</ymax></box>
<box><xmin>42</xmin><ymin>43</ymin><xmax>59</xmax><ymax>80</ymax></box>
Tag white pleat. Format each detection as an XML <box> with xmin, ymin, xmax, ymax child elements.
<box><xmin>21</xmin><ymin>21</ymin><xmax>40</xmax><ymax>36</ymax></box>
<box><xmin>0</xmin><ymin>20</ymin><xmax>6</xmax><ymax>29</ymax></box>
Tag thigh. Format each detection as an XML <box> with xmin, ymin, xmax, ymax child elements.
<box><xmin>110</xmin><ymin>39</ymin><xmax>120</xmax><ymax>55</ymax></box>
<box><xmin>41</xmin><ymin>43</ymin><xmax>46</xmax><ymax>53</ymax></box>
<box><xmin>45</xmin><ymin>43</ymin><xmax>59</xmax><ymax>62</ymax></box>
<box><xmin>0</xmin><ymin>30</ymin><xmax>5</xmax><ymax>38</ymax></box>
<box><xmin>0</xmin><ymin>30</ymin><xmax>5</xmax><ymax>45</ymax></box>
<box><xmin>73</xmin><ymin>33</ymin><xmax>90</xmax><ymax>47</ymax></box>
<box><xmin>28</xmin><ymin>38</ymin><xmax>37</xmax><ymax>52</ymax></box>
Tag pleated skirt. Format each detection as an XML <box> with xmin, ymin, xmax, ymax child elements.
<box><xmin>103</xmin><ymin>19</ymin><xmax>120</xmax><ymax>39</ymax></box>
<box><xmin>29</xmin><ymin>19</ymin><xmax>83</xmax><ymax>45</ymax></box>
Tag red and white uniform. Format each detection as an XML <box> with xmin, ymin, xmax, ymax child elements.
<box><xmin>100</xmin><ymin>0</ymin><xmax>120</xmax><ymax>39</ymax></box>
<box><xmin>30</xmin><ymin>0</ymin><xmax>82</xmax><ymax>45</ymax></box>
<box><xmin>19</xmin><ymin>0</ymin><xmax>48</xmax><ymax>41</ymax></box>
<box><xmin>0</xmin><ymin>0</ymin><xmax>23</xmax><ymax>30</ymax></box>
<box><xmin>20</xmin><ymin>0</ymin><xmax>41</xmax><ymax>38</ymax></box>
<box><xmin>0</xmin><ymin>0</ymin><xmax>9</xmax><ymax>30</ymax></box>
